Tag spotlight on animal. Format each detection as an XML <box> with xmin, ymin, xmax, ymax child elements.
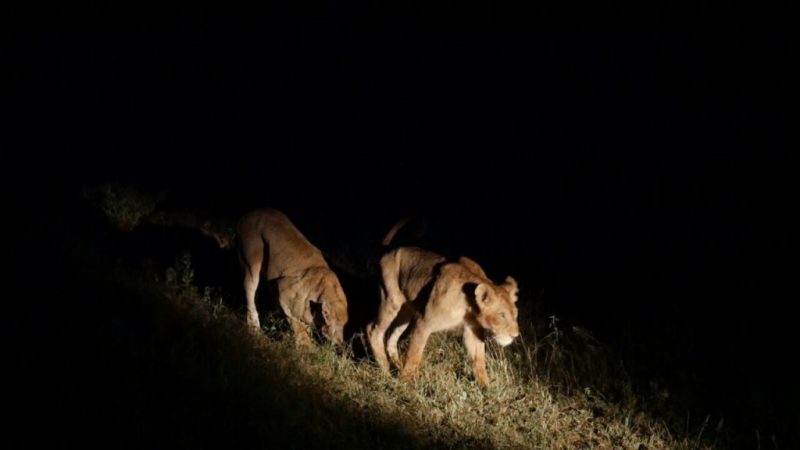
<box><xmin>237</xmin><ymin>208</ymin><xmax>348</xmax><ymax>346</ymax></box>
<box><xmin>368</xmin><ymin>245</ymin><xmax>519</xmax><ymax>386</ymax></box>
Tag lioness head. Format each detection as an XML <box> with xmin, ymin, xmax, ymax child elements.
<box><xmin>319</xmin><ymin>274</ymin><xmax>349</xmax><ymax>346</ymax></box>
<box><xmin>472</xmin><ymin>276</ymin><xmax>519</xmax><ymax>346</ymax></box>
<box><xmin>200</xmin><ymin>220</ymin><xmax>236</xmax><ymax>249</ymax></box>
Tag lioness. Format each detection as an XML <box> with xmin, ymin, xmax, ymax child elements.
<box><xmin>367</xmin><ymin>246</ymin><xmax>519</xmax><ymax>386</ymax></box>
<box><xmin>237</xmin><ymin>208</ymin><xmax>348</xmax><ymax>346</ymax></box>
<box><xmin>144</xmin><ymin>210</ymin><xmax>236</xmax><ymax>250</ymax></box>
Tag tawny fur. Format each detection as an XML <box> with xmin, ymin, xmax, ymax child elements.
<box><xmin>367</xmin><ymin>246</ymin><xmax>519</xmax><ymax>386</ymax></box>
<box><xmin>237</xmin><ymin>208</ymin><xmax>348</xmax><ymax>346</ymax></box>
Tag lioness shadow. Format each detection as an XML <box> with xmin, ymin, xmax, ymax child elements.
<box><xmin>337</xmin><ymin>272</ymin><xmax>381</xmax><ymax>360</ymax></box>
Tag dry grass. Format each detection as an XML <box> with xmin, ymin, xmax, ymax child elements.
<box><xmin>91</xmin><ymin>254</ymin><xmax>710</xmax><ymax>450</ymax></box>
<box><xmin>42</xmin><ymin>188</ymin><xmax>716</xmax><ymax>448</ymax></box>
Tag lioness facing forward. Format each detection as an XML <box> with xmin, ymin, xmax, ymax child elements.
<box><xmin>367</xmin><ymin>247</ymin><xmax>519</xmax><ymax>386</ymax></box>
<box><xmin>238</xmin><ymin>209</ymin><xmax>348</xmax><ymax>346</ymax></box>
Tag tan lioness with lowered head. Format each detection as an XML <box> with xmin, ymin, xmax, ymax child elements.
<box><xmin>367</xmin><ymin>245</ymin><xmax>520</xmax><ymax>386</ymax></box>
<box><xmin>237</xmin><ymin>208</ymin><xmax>348</xmax><ymax>346</ymax></box>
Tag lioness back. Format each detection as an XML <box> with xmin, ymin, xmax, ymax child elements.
<box><xmin>381</xmin><ymin>247</ymin><xmax>446</xmax><ymax>302</ymax></box>
<box><xmin>238</xmin><ymin>208</ymin><xmax>328</xmax><ymax>281</ymax></box>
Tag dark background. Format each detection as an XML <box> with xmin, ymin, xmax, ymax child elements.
<box><xmin>7</xmin><ymin>3</ymin><xmax>798</xmax><ymax>447</ymax></box>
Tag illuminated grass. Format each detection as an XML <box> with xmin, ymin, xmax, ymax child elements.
<box><xmin>97</xmin><ymin>266</ymin><xmax>709</xmax><ymax>449</ymax></box>
<box><xmin>52</xmin><ymin>189</ymin><xmax>715</xmax><ymax>448</ymax></box>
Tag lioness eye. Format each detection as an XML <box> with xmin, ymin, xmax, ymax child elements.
<box><xmin>499</xmin><ymin>312</ymin><xmax>507</xmax><ymax>320</ymax></box>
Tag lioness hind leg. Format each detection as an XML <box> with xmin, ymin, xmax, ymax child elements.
<box><xmin>239</xmin><ymin>232</ymin><xmax>264</xmax><ymax>332</ymax></box>
<box><xmin>386</xmin><ymin>305</ymin><xmax>415</xmax><ymax>370</ymax></box>
<box><xmin>369</xmin><ymin>253</ymin><xmax>410</xmax><ymax>373</ymax></box>
<box><xmin>367</xmin><ymin>286</ymin><xmax>405</xmax><ymax>373</ymax></box>
<box><xmin>243</xmin><ymin>272</ymin><xmax>261</xmax><ymax>332</ymax></box>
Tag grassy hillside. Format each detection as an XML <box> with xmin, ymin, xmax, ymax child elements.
<box><xmin>9</xmin><ymin>188</ymin><xmax>714</xmax><ymax>449</ymax></box>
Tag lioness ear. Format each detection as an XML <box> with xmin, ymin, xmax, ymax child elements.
<box><xmin>503</xmin><ymin>276</ymin><xmax>519</xmax><ymax>303</ymax></box>
<box><xmin>474</xmin><ymin>283</ymin><xmax>490</xmax><ymax>308</ymax></box>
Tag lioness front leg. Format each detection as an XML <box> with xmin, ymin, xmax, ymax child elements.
<box><xmin>277</xmin><ymin>277</ymin><xmax>313</xmax><ymax>347</ymax></box>
<box><xmin>367</xmin><ymin>285</ymin><xmax>405</xmax><ymax>373</ymax></box>
<box><xmin>463</xmin><ymin>325</ymin><xmax>490</xmax><ymax>387</ymax></box>
<box><xmin>287</xmin><ymin>316</ymin><xmax>314</xmax><ymax>347</ymax></box>
<box><xmin>399</xmin><ymin>319</ymin><xmax>432</xmax><ymax>381</ymax></box>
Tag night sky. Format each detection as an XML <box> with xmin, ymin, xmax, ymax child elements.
<box><xmin>7</xmin><ymin>3</ymin><xmax>798</xmax><ymax>447</ymax></box>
